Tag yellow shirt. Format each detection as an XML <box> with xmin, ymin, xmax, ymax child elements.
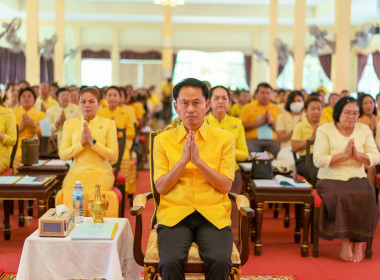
<box><xmin>291</xmin><ymin>119</ymin><xmax>325</xmax><ymax>156</ymax></box>
<box><xmin>97</xmin><ymin>106</ymin><xmax>135</xmax><ymax>140</ymax></box>
<box><xmin>131</xmin><ymin>102</ymin><xmax>145</xmax><ymax>120</ymax></box>
<box><xmin>205</xmin><ymin>113</ymin><xmax>248</xmax><ymax>170</ymax></box>
<box><xmin>160</xmin><ymin>82</ymin><xmax>174</xmax><ymax>100</ymax></box>
<box><xmin>46</xmin><ymin>103</ymin><xmax>82</xmax><ymax>149</ymax></box>
<box><xmin>228</xmin><ymin>103</ymin><xmax>243</xmax><ymax>118</ymax></box>
<box><xmin>314</xmin><ymin>122</ymin><xmax>379</xmax><ymax>181</ymax></box>
<box><xmin>0</xmin><ymin>106</ymin><xmax>17</xmax><ymax>172</ymax></box>
<box><xmin>59</xmin><ymin>116</ymin><xmax>118</xmax><ymax>175</ymax></box>
<box><xmin>276</xmin><ymin>112</ymin><xmax>303</xmax><ymax>149</ymax></box>
<box><xmin>13</xmin><ymin>107</ymin><xmax>46</xmax><ymax>149</ymax></box>
<box><xmin>321</xmin><ymin>106</ymin><xmax>333</xmax><ymax>123</ymax></box>
<box><xmin>240</xmin><ymin>100</ymin><xmax>283</xmax><ymax>140</ymax></box>
<box><xmin>34</xmin><ymin>96</ymin><xmax>58</xmax><ymax>111</ymax></box>
<box><xmin>153</xmin><ymin>121</ymin><xmax>236</xmax><ymax>229</ymax></box>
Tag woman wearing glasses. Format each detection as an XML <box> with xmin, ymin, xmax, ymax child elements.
<box><xmin>313</xmin><ymin>97</ymin><xmax>379</xmax><ymax>263</ymax></box>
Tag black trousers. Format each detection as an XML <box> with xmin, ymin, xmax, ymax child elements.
<box><xmin>157</xmin><ymin>211</ymin><xmax>233</xmax><ymax>280</ymax></box>
<box><xmin>246</xmin><ymin>139</ymin><xmax>280</xmax><ymax>157</ymax></box>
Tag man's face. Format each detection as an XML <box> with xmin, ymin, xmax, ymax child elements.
<box><xmin>58</xmin><ymin>90</ymin><xmax>70</xmax><ymax>108</ymax></box>
<box><xmin>39</xmin><ymin>83</ymin><xmax>49</xmax><ymax>99</ymax></box>
<box><xmin>255</xmin><ymin>86</ymin><xmax>272</xmax><ymax>105</ymax></box>
<box><xmin>174</xmin><ymin>86</ymin><xmax>209</xmax><ymax>130</ymax></box>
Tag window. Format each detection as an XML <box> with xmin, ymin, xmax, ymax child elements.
<box><xmin>119</xmin><ymin>59</ymin><xmax>162</xmax><ymax>89</ymax></box>
<box><xmin>276</xmin><ymin>56</ymin><xmax>294</xmax><ymax>90</ymax></box>
<box><xmin>81</xmin><ymin>59</ymin><xmax>112</xmax><ymax>87</ymax></box>
<box><xmin>302</xmin><ymin>54</ymin><xmax>332</xmax><ymax>94</ymax></box>
<box><xmin>173</xmin><ymin>50</ymin><xmax>249</xmax><ymax>90</ymax></box>
<box><xmin>357</xmin><ymin>54</ymin><xmax>380</xmax><ymax>97</ymax></box>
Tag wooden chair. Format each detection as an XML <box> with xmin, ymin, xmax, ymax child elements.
<box><xmin>130</xmin><ymin>125</ymin><xmax>254</xmax><ymax>280</ymax></box>
<box><xmin>307</xmin><ymin>140</ymin><xmax>373</xmax><ymax>259</ymax></box>
<box><xmin>113</xmin><ymin>128</ymin><xmax>127</xmax><ymax>218</ymax></box>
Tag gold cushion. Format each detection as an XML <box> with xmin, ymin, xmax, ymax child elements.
<box><xmin>144</xmin><ymin>229</ymin><xmax>240</xmax><ymax>265</ymax></box>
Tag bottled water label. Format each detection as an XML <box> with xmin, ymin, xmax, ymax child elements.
<box><xmin>73</xmin><ymin>182</ymin><xmax>84</xmax><ymax>224</ymax></box>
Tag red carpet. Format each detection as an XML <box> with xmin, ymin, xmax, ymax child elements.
<box><xmin>1</xmin><ymin>170</ymin><xmax>380</xmax><ymax>280</ymax></box>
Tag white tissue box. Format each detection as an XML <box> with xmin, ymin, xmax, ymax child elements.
<box><xmin>38</xmin><ymin>208</ymin><xmax>75</xmax><ymax>237</ymax></box>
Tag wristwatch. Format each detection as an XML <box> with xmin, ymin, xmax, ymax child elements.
<box><xmin>90</xmin><ymin>139</ymin><xmax>97</xmax><ymax>146</ymax></box>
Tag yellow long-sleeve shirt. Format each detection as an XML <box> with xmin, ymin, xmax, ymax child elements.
<box><xmin>0</xmin><ymin>106</ymin><xmax>17</xmax><ymax>173</ymax></box>
<box><xmin>46</xmin><ymin>103</ymin><xmax>82</xmax><ymax>149</ymax></box>
<box><xmin>59</xmin><ymin>116</ymin><xmax>118</xmax><ymax>174</ymax></box>
<box><xmin>153</xmin><ymin>121</ymin><xmax>235</xmax><ymax>229</ymax></box>
<box><xmin>34</xmin><ymin>96</ymin><xmax>58</xmax><ymax>111</ymax></box>
<box><xmin>205</xmin><ymin>113</ymin><xmax>248</xmax><ymax>170</ymax></box>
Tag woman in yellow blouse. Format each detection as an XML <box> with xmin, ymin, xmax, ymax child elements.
<box><xmin>3</xmin><ymin>82</ymin><xmax>19</xmax><ymax>108</ymax></box>
<box><xmin>55</xmin><ymin>87</ymin><xmax>119</xmax><ymax>217</ymax></box>
<box><xmin>314</xmin><ymin>97</ymin><xmax>379</xmax><ymax>263</ymax></box>
<box><xmin>97</xmin><ymin>86</ymin><xmax>137</xmax><ymax>203</ymax></box>
<box><xmin>13</xmin><ymin>88</ymin><xmax>46</xmax><ymax>170</ymax></box>
<box><xmin>205</xmin><ymin>85</ymin><xmax>249</xmax><ymax>245</ymax></box>
<box><xmin>0</xmin><ymin>97</ymin><xmax>17</xmax><ymax>173</ymax></box>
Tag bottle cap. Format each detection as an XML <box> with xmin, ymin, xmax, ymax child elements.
<box><xmin>75</xmin><ymin>181</ymin><xmax>82</xmax><ymax>185</ymax></box>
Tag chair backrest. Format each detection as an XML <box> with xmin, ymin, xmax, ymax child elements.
<box><xmin>113</xmin><ymin>128</ymin><xmax>126</xmax><ymax>183</ymax></box>
<box><xmin>305</xmin><ymin>139</ymin><xmax>316</xmax><ymax>186</ymax></box>
<box><xmin>9</xmin><ymin>124</ymin><xmax>19</xmax><ymax>169</ymax></box>
<box><xmin>130</xmin><ymin>123</ymin><xmax>138</xmax><ymax>157</ymax></box>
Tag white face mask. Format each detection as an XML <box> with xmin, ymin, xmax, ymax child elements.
<box><xmin>290</xmin><ymin>101</ymin><xmax>304</xmax><ymax>113</ymax></box>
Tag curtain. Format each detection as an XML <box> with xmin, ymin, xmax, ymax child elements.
<box><xmin>0</xmin><ymin>47</ymin><xmax>26</xmax><ymax>84</ymax></box>
<box><xmin>81</xmin><ymin>49</ymin><xmax>111</xmax><ymax>59</ymax></box>
<box><xmin>357</xmin><ymin>54</ymin><xmax>369</xmax><ymax>83</ymax></box>
<box><xmin>278</xmin><ymin>64</ymin><xmax>285</xmax><ymax>77</ymax></box>
<box><xmin>372</xmin><ymin>51</ymin><xmax>380</xmax><ymax>80</ymax></box>
<box><xmin>40</xmin><ymin>57</ymin><xmax>54</xmax><ymax>83</ymax></box>
<box><xmin>244</xmin><ymin>55</ymin><xmax>252</xmax><ymax>87</ymax></box>
<box><xmin>172</xmin><ymin>53</ymin><xmax>177</xmax><ymax>76</ymax></box>
<box><xmin>318</xmin><ymin>54</ymin><xmax>332</xmax><ymax>79</ymax></box>
<box><xmin>120</xmin><ymin>50</ymin><xmax>161</xmax><ymax>60</ymax></box>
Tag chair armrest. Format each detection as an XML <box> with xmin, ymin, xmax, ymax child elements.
<box><xmin>130</xmin><ymin>192</ymin><xmax>153</xmax><ymax>216</ymax></box>
<box><xmin>130</xmin><ymin>192</ymin><xmax>153</xmax><ymax>266</ymax></box>
<box><xmin>228</xmin><ymin>193</ymin><xmax>255</xmax><ymax>218</ymax></box>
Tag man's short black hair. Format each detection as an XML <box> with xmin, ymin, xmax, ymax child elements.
<box><xmin>56</xmin><ymin>87</ymin><xmax>69</xmax><ymax>97</ymax></box>
<box><xmin>210</xmin><ymin>85</ymin><xmax>230</xmax><ymax>100</ymax></box>
<box><xmin>333</xmin><ymin>97</ymin><xmax>358</xmax><ymax>123</ymax></box>
<box><xmin>284</xmin><ymin>90</ymin><xmax>304</xmax><ymax>112</ymax></box>
<box><xmin>172</xmin><ymin>78</ymin><xmax>209</xmax><ymax>101</ymax></box>
<box><xmin>255</xmin><ymin>82</ymin><xmax>272</xmax><ymax>94</ymax></box>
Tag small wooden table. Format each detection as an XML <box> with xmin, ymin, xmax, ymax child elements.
<box><xmin>251</xmin><ymin>180</ymin><xmax>313</xmax><ymax>257</ymax></box>
<box><xmin>0</xmin><ymin>175</ymin><xmax>60</xmax><ymax>240</ymax></box>
<box><xmin>17</xmin><ymin>160</ymin><xmax>70</xmax><ymax>217</ymax></box>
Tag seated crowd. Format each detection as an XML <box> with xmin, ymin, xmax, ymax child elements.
<box><xmin>0</xmin><ymin>78</ymin><xmax>379</xmax><ymax>269</ymax></box>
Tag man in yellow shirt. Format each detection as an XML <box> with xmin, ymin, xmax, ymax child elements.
<box><xmin>46</xmin><ymin>88</ymin><xmax>82</xmax><ymax>149</ymax></box>
<box><xmin>34</xmin><ymin>82</ymin><xmax>58</xmax><ymax>112</ymax></box>
<box><xmin>161</xmin><ymin>77</ymin><xmax>174</xmax><ymax>124</ymax></box>
<box><xmin>240</xmin><ymin>82</ymin><xmax>283</xmax><ymax>156</ymax></box>
<box><xmin>154</xmin><ymin>78</ymin><xmax>235</xmax><ymax>280</ymax></box>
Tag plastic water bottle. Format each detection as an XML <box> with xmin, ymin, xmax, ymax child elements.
<box><xmin>72</xmin><ymin>181</ymin><xmax>84</xmax><ymax>223</ymax></box>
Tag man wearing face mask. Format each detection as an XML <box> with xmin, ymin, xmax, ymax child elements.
<box><xmin>275</xmin><ymin>91</ymin><xmax>305</xmax><ymax>163</ymax></box>
<box><xmin>240</xmin><ymin>82</ymin><xmax>283</xmax><ymax>156</ymax></box>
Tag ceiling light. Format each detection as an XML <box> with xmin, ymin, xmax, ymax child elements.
<box><xmin>153</xmin><ymin>0</ymin><xmax>184</xmax><ymax>7</ymax></box>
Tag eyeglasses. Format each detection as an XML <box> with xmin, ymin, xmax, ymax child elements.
<box><xmin>342</xmin><ymin>111</ymin><xmax>360</xmax><ymax>116</ymax></box>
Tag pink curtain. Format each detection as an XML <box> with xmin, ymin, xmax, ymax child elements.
<box><xmin>372</xmin><ymin>51</ymin><xmax>380</xmax><ymax>80</ymax></box>
<box><xmin>278</xmin><ymin>64</ymin><xmax>285</xmax><ymax>77</ymax></box>
<box><xmin>40</xmin><ymin>57</ymin><xmax>54</xmax><ymax>83</ymax></box>
<box><xmin>318</xmin><ymin>54</ymin><xmax>332</xmax><ymax>79</ymax></box>
<box><xmin>0</xmin><ymin>47</ymin><xmax>26</xmax><ymax>84</ymax></box>
<box><xmin>81</xmin><ymin>49</ymin><xmax>111</xmax><ymax>59</ymax></box>
<box><xmin>120</xmin><ymin>50</ymin><xmax>161</xmax><ymax>60</ymax></box>
<box><xmin>357</xmin><ymin>54</ymin><xmax>369</xmax><ymax>83</ymax></box>
<box><xmin>244</xmin><ymin>55</ymin><xmax>252</xmax><ymax>87</ymax></box>
<box><xmin>172</xmin><ymin>53</ymin><xmax>177</xmax><ymax>76</ymax></box>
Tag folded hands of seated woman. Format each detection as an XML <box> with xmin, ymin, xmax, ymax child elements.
<box><xmin>81</xmin><ymin>122</ymin><xmax>93</xmax><ymax>146</ymax></box>
<box><xmin>20</xmin><ymin>113</ymin><xmax>37</xmax><ymax>131</ymax></box>
<box><xmin>0</xmin><ymin>132</ymin><xmax>4</xmax><ymax>142</ymax></box>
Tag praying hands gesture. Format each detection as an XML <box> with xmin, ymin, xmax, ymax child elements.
<box><xmin>182</xmin><ymin>131</ymin><xmax>201</xmax><ymax>166</ymax></box>
<box><xmin>55</xmin><ymin>110</ymin><xmax>66</xmax><ymax>127</ymax></box>
<box><xmin>81</xmin><ymin>122</ymin><xmax>94</xmax><ymax>146</ymax></box>
<box><xmin>20</xmin><ymin>114</ymin><xmax>37</xmax><ymax>131</ymax></box>
<box><xmin>344</xmin><ymin>139</ymin><xmax>370</xmax><ymax>165</ymax></box>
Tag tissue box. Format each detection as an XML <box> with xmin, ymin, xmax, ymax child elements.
<box><xmin>38</xmin><ymin>208</ymin><xmax>75</xmax><ymax>237</ymax></box>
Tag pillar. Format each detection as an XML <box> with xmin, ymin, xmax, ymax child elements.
<box><xmin>54</xmin><ymin>0</ymin><xmax>65</xmax><ymax>85</ymax></box>
<box><xmin>269</xmin><ymin>0</ymin><xmax>279</xmax><ymax>87</ymax></box>
<box><xmin>111</xmin><ymin>28</ymin><xmax>120</xmax><ymax>85</ymax></box>
<box><xmin>333</xmin><ymin>0</ymin><xmax>351</xmax><ymax>92</ymax></box>
<box><xmin>293</xmin><ymin>0</ymin><xmax>306</xmax><ymax>90</ymax></box>
<box><xmin>74</xmin><ymin>26</ymin><xmax>81</xmax><ymax>86</ymax></box>
<box><xmin>162</xmin><ymin>6</ymin><xmax>173</xmax><ymax>78</ymax></box>
<box><xmin>25</xmin><ymin>0</ymin><xmax>40</xmax><ymax>85</ymax></box>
